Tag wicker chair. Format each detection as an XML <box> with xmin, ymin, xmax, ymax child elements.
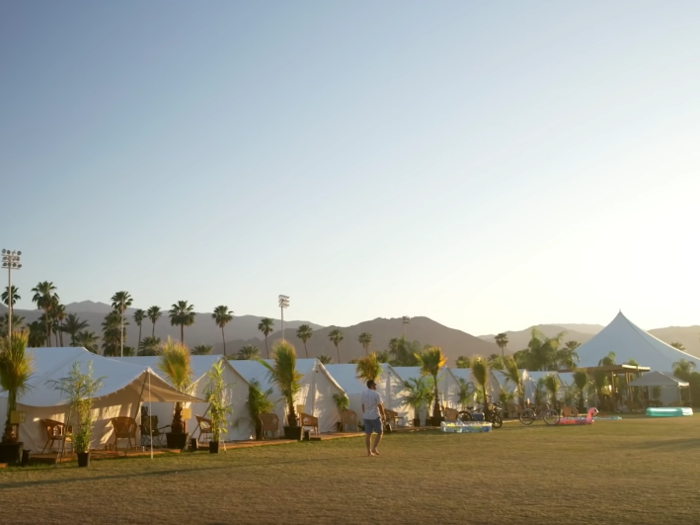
<box><xmin>40</xmin><ymin>419</ymin><xmax>72</xmax><ymax>454</ymax></box>
<box><xmin>384</xmin><ymin>409</ymin><xmax>398</xmax><ymax>426</ymax></box>
<box><xmin>258</xmin><ymin>413</ymin><xmax>280</xmax><ymax>440</ymax></box>
<box><xmin>443</xmin><ymin>407</ymin><xmax>459</xmax><ymax>423</ymax></box>
<box><xmin>110</xmin><ymin>417</ymin><xmax>138</xmax><ymax>454</ymax></box>
<box><xmin>340</xmin><ymin>409</ymin><xmax>358</xmax><ymax>432</ymax></box>
<box><xmin>299</xmin><ymin>412</ymin><xmax>320</xmax><ymax>437</ymax></box>
<box><xmin>194</xmin><ymin>415</ymin><xmax>213</xmax><ymax>442</ymax></box>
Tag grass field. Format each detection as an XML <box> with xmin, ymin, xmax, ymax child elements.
<box><xmin>1</xmin><ymin>417</ymin><xmax>699</xmax><ymax>524</ymax></box>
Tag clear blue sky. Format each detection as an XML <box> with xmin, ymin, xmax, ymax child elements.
<box><xmin>1</xmin><ymin>1</ymin><xmax>698</xmax><ymax>335</ymax></box>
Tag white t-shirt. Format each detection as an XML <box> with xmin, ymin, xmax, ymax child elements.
<box><xmin>361</xmin><ymin>389</ymin><xmax>383</xmax><ymax>419</ymax></box>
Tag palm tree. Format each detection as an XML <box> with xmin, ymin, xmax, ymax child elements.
<box><xmin>671</xmin><ymin>342</ymin><xmax>686</xmax><ymax>351</ymax></box>
<box><xmin>494</xmin><ymin>332</ymin><xmax>508</xmax><ymax>361</ymax></box>
<box><xmin>52</xmin><ymin>300</ymin><xmax>66</xmax><ymax>346</ymax></box>
<box><xmin>1</xmin><ymin>285</ymin><xmax>20</xmax><ymax>307</ymax></box>
<box><xmin>31</xmin><ymin>281</ymin><xmax>58</xmax><ymax>347</ymax></box>
<box><xmin>556</xmin><ymin>341</ymin><xmax>581</xmax><ymax>370</ymax></box>
<box><xmin>328</xmin><ymin>328</ymin><xmax>344</xmax><ymax>364</ymax></box>
<box><xmin>358</xmin><ymin>332</ymin><xmax>372</xmax><ymax>355</ymax></box>
<box><xmin>61</xmin><ymin>313</ymin><xmax>88</xmax><ymax>346</ymax></box>
<box><xmin>0</xmin><ymin>329</ymin><xmax>34</xmax><ymax>444</ymax></box>
<box><xmin>262</xmin><ymin>340</ymin><xmax>303</xmax><ymax>428</ymax></box>
<box><xmin>487</xmin><ymin>354</ymin><xmax>504</xmax><ymax>370</ymax></box>
<box><xmin>192</xmin><ymin>345</ymin><xmax>212</xmax><ymax>355</ymax></box>
<box><xmin>157</xmin><ymin>337</ymin><xmax>193</xmax><ymax>434</ymax></box>
<box><xmin>27</xmin><ymin>320</ymin><xmax>46</xmax><ymax>348</ymax></box>
<box><xmin>138</xmin><ymin>336</ymin><xmax>161</xmax><ymax>356</ymax></box>
<box><xmin>598</xmin><ymin>351</ymin><xmax>616</xmax><ymax>367</ymax></box>
<box><xmin>258</xmin><ymin>318</ymin><xmax>275</xmax><ymax>359</ymax></box>
<box><xmin>101</xmin><ymin>310</ymin><xmax>125</xmax><ymax>357</ymax></box>
<box><xmin>672</xmin><ymin>359</ymin><xmax>696</xmax><ymax>381</ymax></box>
<box><xmin>471</xmin><ymin>356</ymin><xmax>489</xmax><ymax>411</ymax></box>
<box><xmin>573</xmin><ymin>370</ymin><xmax>589</xmax><ymax>412</ymax></box>
<box><xmin>317</xmin><ymin>354</ymin><xmax>332</xmax><ymax>365</ymax></box>
<box><xmin>503</xmin><ymin>357</ymin><xmax>524</xmax><ymax>408</ymax></box>
<box><xmin>147</xmin><ymin>306</ymin><xmax>162</xmax><ymax>337</ymax></box>
<box><xmin>133</xmin><ymin>309</ymin><xmax>146</xmax><ymax>350</ymax></box>
<box><xmin>295</xmin><ymin>324</ymin><xmax>313</xmax><ymax>358</ymax></box>
<box><xmin>455</xmin><ymin>355</ymin><xmax>471</xmax><ymax>369</ymax></box>
<box><xmin>355</xmin><ymin>352</ymin><xmax>382</xmax><ymax>382</ymax></box>
<box><xmin>236</xmin><ymin>344</ymin><xmax>260</xmax><ymax>360</ymax></box>
<box><xmin>456</xmin><ymin>378</ymin><xmax>475</xmax><ymax>411</ymax></box>
<box><xmin>543</xmin><ymin>374</ymin><xmax>560</xmax><ymax>409</ymax></box>
<box><xmin>211</xmin><ymin>306</ymin><xmax>234</xmax><ymax>357</ymax></box>
<box><xmin>74</xmin><ymin>330</ymin><xmax>100</xmax><ymax>354</ymax></box>
<box><xmin>415</xmin><ymin>346</ymin><xmax>447</xmax><ymax>424</ymax></box>
<box><xmin>111</xmin><ymin>291</ymin><xmax>133</xmax><ymax>357</ymax></box>
<box><xmin>402</xmin><ymin>376</ymin><xmax>431</xmax><ymax>426</ymax></box>
<box><xmin>169</xmin><ymin>300</ymin><xmax>196</xmax><ymax>343</ymax></box>
<box><xmin>388</xmin><ymin>336</ymin><xmax>420</xmax><ymax>366</ymax></box>
<box><xmin>0</xmin><ymin>312</ymin><xmax>24</xmax><ymax>339</ymax></box>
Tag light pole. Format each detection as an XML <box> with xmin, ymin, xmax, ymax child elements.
<box><xmin>1</xmin><ymin>249</ymin><xmax>22</xmax><ymax>339</ymax></box>
<box><xmin>278</xmin><ymin>295</ymin><xmax>290</xmax><ymax>341</ymax></box>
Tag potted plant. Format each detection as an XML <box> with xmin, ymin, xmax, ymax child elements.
<box><xmin>204</xmin><ymin>361</ymin><xmax>232</xmax><ymax>453</ymax></box>
<box><xmin>416</xmin><ymin>346</ymin><xmax>447</xmax><ymax>426</ymax></box>
<box><xmin>50</xmin><ymin>361</ymin><xmax>104</xmax><ymax>467</ymax></box>
<box><xmin>402</xmin><ymin>377</ymin><xmax>430</xmax><ymax>427</ymax></box>
<box><xmin>247</xmin><ymin>379</ymin><xmax>274</xmax><ymax>440</ymax></box>
<box><xmin>261</xmin><ymin>341</ymin><xmax>302</xmax><ymax>440</ymax></box>
<box><xmin>471</xmin><ymin>356</ymin><xmax>489</xmax><ymax>417</ymax></box>
<box><xmin>157</xmin><ymin>337</ymin><xmax>193</xmax><ymax>449</ymax></box>
<box><xmin>0</xmin><ymin>329</ymin><xmax>34</xmax><ymax>465</ymax></box>
<box><xmin>332</xmin><ymin>393</ymin><xmax>350</xmax><ymax>432</ymax></box>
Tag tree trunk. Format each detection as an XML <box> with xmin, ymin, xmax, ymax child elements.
<box><xmin>138</xmin><ymin>325</ymin><xmax>142</xmax><ymax>350</ymax></box>
<box><xmin>222</xmin><ymin>327</ymin><xmax>226</xmax><ymax>357</ymax></box>
<box><xmin>152</xmin><ymin>322</ymin><xmax>155</xmax><ymax>337</ymax></box>
<box><xmin>265</xmin><ymin>336</ymin><xmax>269</xmax><ymax>359</ymax></box>
<box><xmin>433</xmin><ymin>375</ymin><xmax>441</xmax><ymax>419</ymax></box>
<box><xmin>336</xmin><ymin>344</ymin><xmax>340</xmax><ymax>364</ymax></box>
<box><xmin>304</xmin><ymin>341</ymin><xmax>308</xmax><ymax>358</ymax></box>
<box><xmin>180</xmin><ymin>325</ymin><xmax>184</xmax><ymax>343</ymax></box>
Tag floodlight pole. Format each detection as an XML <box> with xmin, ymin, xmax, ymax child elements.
<box><xmin>1</xmin><ymin>249</ymin><xmax>22</xmax><ymax>340</ymax></box>
<box><xmin>278</xmin><ymin>295</ymin><xmax>289</xmax><ymax>341</ymax></box>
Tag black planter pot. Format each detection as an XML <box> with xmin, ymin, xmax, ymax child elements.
<box><xmin>413</xmin><ymin>417</ymin><xmax>420</xmax><ymax>427</ymax></box>
<box><xmin>0</xmin><ymin>442</ymin><xmax>23</xmax><ymax>465</ymax></box>
<box><xmin>77</xmin><ymin>452</ymin><xmax>90</xmax><ymax>468</ymax></box>
<box><xmin>209</xmin><ymin>441</ymin><xmax>219</xmax><ymax>454</ymax></box>
<box><xmin>283</xmin><ymin>426</ymin><xmax>303</xmax><ymax>441</ymax></box>
<box><xmin>429</xmin><ymin>416</ymin><xmax>444</xmax><ymax>427</ymax></box>
<box><xmin>166</xmin><ymin>432</ymin><xmax>189</xmax><ymax>450</ymax></box>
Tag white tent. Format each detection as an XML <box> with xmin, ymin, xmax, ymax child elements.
<box><xmin>577</xmin><ymin>311</ymin><xmax>700</xmax><ymax>373</ymax></box>
<box><xmin>324</xmin><ymin>363</ymin><xmax>410</xmax><ymax>425</ymax></box>
<box><xmin>447</xmin><ymin>368</ymin><xmax>504</xmax><ymax>408</ymax></box>
<box><xmin>263</xmin><ymin>359</ymin><xmax>345</xmax><ymax>433</ymax></box>
<box><xmin>0</xmin><ymin>348</ymin><xmax>200</xmax><ymax>452</ymax></box>
<box><xmin>116</xmin><ymin>356</ymin><xmax>255</xmax><ymax>441</ymax></box>
<box><xmin>227</xmin><ymin>360</ymin><xmax>287</xmax><ymax>432</ymax></box>
<box><xmin>629</xmin><ymin>371</ymin><xmax>689</xmax><ymax>406</ymax></box>
<box><xmin>521</xmin><ymin>371</ymin><xmax>568</xmax><ymax>405</ymax></box>
<box><xmin>392</xmin><ymin>366</ymin><xmax>457</xmax><ymax>424</ymax></box>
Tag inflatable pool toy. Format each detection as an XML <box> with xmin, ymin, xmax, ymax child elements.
<box><xmin>440</xmin><ymin>421</ymin><xmax>492</xmax><ymax>433</ymax></box>
<box><xmin>646</xmin><ymin>407</ymin><xmax>693</xmax><ymax>417</ymax></box>
<box><xmin>557</xmin><ymin>407</ymin><xmax>598</xmax><ymax>425</ymax></box>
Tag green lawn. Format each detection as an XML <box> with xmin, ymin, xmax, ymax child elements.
<box><xmin>1</xmin><ymin>417</ymin><xmax>699</xmax><ymax>524</ymax></box>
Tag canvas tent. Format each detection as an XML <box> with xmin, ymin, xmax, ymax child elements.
<box><xmin>392</xmin><ymin>366</ymin><xmax>459</xmax><ymax>424</ymax></box>
<box><xmin>228</xmin><ymin>360</ymin><xmax>287</xmax><ymax>433</ymax></box>
<box><xmin>324</xmin><ymin>363</ymin><xmax>410</xmax><ymax>424</ymax></box>
<box><xmin>446</xmin><ymin>368</ymin><xmax>504</xmax><ymax>409</ymax></box>
<box><xmin>629</xmin><ymin>371</ymin><xmax>690</xmax><ymax>405</ymax></box>
<box><xmin>116</xmin><ymin>356</ymin><xmax>255</xmax><ymax>441</ymax></box>
<box><xmin>0</xmin><ymin>347</ymin><xmax>200</xmax><ymax>452</ymax></box>
<box><xmin>577</xmin><ymin>312</ymin><xmax>700</xmax><ymax>373</ymax></box>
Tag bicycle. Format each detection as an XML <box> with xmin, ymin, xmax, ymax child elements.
<box><xmin>518</xmin><ymin>404</ymin><xmax>560</xmax><ymax>426</ymax></box>
<box><xmin>458</xmin><ymin>400</ymin><xmax>503</xmax><ymax>429</ymax></box>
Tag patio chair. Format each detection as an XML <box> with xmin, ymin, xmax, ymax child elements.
<box><xmin>110</xmin><ymin>417</ymin><xmax>138</xmax><ymax>454</ymax></box>
<box><xmin>40</xmin><ymin>419</ymin><xmax>72</xmax><ymax>454</ymax></box>
<box><xmin>258</xmin><ymin>413</ymin><xmax>280</xmax><ymax>440</ymax></box>
<box><xmin>299</xmin><ymin>411</ymin><xmax>320</xmax><ymax>438</ymax></box>
<box><xmin>194</xmin><ymin>415</ymin><xmax>213</xmax><ymax>443</ymax></box>
<box><xmin>340</xmin><ymin>409</ymin><xmax>358</xmax><ymax>432</ymax></box>
<box><xmin>443</xmin><ymin>407</ymin><xmax>459</xmax><ymax>423</ymax></box>
<box><xmin>140</xmin><ymin>415</ymin><xmax>169</xmax><ymax>448</ymax></box>
<box><xmin>384</xmin><ymin>409</ymin><xmax>398</xmax><ymax>427</ymax></box>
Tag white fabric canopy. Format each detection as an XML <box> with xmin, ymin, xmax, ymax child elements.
<box><xmin>628</xmin><ymin>371</ymin><xmax>689</xmax><ymax>388</ymax></box>
<box><xmin>577</xmin><ymin>312</ymin><xmax>700</xmax><ymax>373</ymax></box>
<box><xmin>446</xmin><ymin>368</ymin><xmax>504</xmax><ymax>408</ymax></box>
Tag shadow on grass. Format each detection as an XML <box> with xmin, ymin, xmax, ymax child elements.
<box><xmin>630</xmin><ymin>437</ymin><xmax>700</xmax><ymax>451</ymax></box>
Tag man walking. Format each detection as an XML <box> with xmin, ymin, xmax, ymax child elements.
<box><xmin>361</xmin><ymin>379</ymin><xmax>386</xmax><ymax>457</ymax></box>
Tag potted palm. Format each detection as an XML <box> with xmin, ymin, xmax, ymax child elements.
<box><xmin>204</xmin><ymin>361</ymin><xmax>232</xmax><ymax>453</ymax></box>
<box><xmin>0</xmin><ymin>330</ymin><xmax>34</xmax><ymax>465</ymax></box>
<box><xmin>262</xmin><ymin>341</ymin><xmax>303</xmax><ymax>440</ymax></box>
<box><xmin>332</xmin><ymin>393</ymin><xmax>350</xmax><ymax>431</ymax></box>
<box><xmin>157</xmin><ymin>337</ymin><xmax>193</xmax><ymax>450</ymax></box>
<box><xmin>402</xmin><ymin>377</ymin><xmax>431</xmax><ymax>427</ymax></box>
<box><xmin>415</xmin><ymin>346</ymin><xmax>447</xmax><ymax>426</ymax></box>
<box><xmin>50</xmin><ymin>361</ymin><xmax>103</xmax><ymax>467</ymax></box>
<box><xmin>471</xmin><ymin>356</ymin><xmax>489</xmax><ymax>416</ymax></box>
<box><xmin>248</xmin><ymin>379</ymin><xmax>274</xmax><ymax>440</ymax></box>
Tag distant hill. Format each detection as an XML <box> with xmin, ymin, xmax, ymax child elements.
<box><xmin>216</xmin><ymin>316</ymin><xmax>499</xmax><ymax>363</ymax></box>
<box><xmin>648</xmin><ymin>326</ymin><xmax>700</xmax><ymax>358</ymax></box>
<box><xmin>478</xmin><ymin>325</ymin><xmax>598</xmax><ymax>353</ymax></box>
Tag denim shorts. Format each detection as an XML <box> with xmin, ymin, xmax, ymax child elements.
<box><xmin>363</xmin><ymin>417</ymin><xmax>383</xmax><ymax>435</ymax></box>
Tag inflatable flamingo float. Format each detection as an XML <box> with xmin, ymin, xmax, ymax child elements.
<box><xmin>557</xmin><ymin>407</ymin><xmax>599</xmax><ymax>425</ymax></box>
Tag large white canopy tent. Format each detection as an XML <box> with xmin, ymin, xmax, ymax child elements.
<box><xmin>115</xmin><ymin>356</ymin><xmax>255</xmax><ymax>441</ymax></box>
<box><xmin>324</xmin><ymin>363</ymin><xmax>410</xmax><ymax>424</ymax></box>
<box><xmin>577</xmin><ymin>312</ymin><xmax>700</xmax><ymax>373</ymax></box>
<box><xmin>0</xmin><ymin>348</ymin><xmax>200</xmax><ymax>452</ymax></box>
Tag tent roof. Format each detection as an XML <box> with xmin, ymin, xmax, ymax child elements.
<box><xmin>576</xmin><ymin>311</ymin><xmax>700</xmax><ymax>373</ymax></box>
<box><xmin>227</xmin><ymin>360</ymin><xmax>278</xmax><ymax>395</ymax></box>
<box><xmin>628</xmin><ymin>371</ymin><xmax>689</xmax><ymax>388</ymax></box>
<box><xmin>6</xmin><ymin>347</ymin><xmax>201</xmax><ymax>407</ymax></box>
<box><xmin>114</xmin><ymin>355</ymin><xmax>249</xmax><ymax>386</ymax></box>
<box><xmin>261</xmin><ymin>358</ymin><xmax>345</xmax><ymax>392</ymax></box>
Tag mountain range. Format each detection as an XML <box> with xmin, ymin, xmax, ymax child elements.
<box><xmin>3</xmin><ymin>301</ymin><xmax>698</xmax><ymax>361</ymax></box>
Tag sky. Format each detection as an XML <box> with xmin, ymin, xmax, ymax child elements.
<box><xmin>1</xmin><ymin>1</ymin><xmax>699</xmax><ymax>335</ymax></box>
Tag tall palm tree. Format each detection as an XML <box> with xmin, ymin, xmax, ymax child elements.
<box><xmin>147</xmin><ymin>306</ymin><xmax>162</xmax><ymax>337</ymax></box>
<box><xmin>212</xmin><ymin>305</ymin><xmax>234</xmax><ymax>357</ymax></box>
<box><xmin>543</xmin><ymin>374</ymin><xmax>560</xmax><ymax>409</ymax></box>
<box><xmin>471</xmin><ymin>356</ymin><xmax>489</xmax><ymax>410</ymax></box>
<box><xmin>328</xmin><ymin>328</ymin><xmax>344</xmax><ymax>364</ymax></box>
<box><xmin>295</xmin><ymin>324</ymin><xmax>313</xmax><ymax>358</ymax></box>
<box><xmin>556</xmin><ymin>341</ymin><xmax>581</xmax><ymax>370</ymax></box>
<box><xmin>31</xmin><ymin>281</ymin><xmax>58</xmax><ymax>347</ymax></box>
<box><xmin>456</xmin><ymin>378</ymin><xmax>475</xmax><ymax>411</ymax></box>
<box><xmin>415</xmin><ymin>346</ymin><xmax>447</xmax><ymax>424</ymax></box>
<box><xmin>358</xmin><ymin>332</ymin><xmax>372</xmax><ymax>355</ymax></box>
<box><xmin>573</xmin><ymin>370</ymin><xmax>589</xmax><ymax>412</ymax></box>
<box><xmin>111</xmin><ymin>291</ymin><xmax>133</xmax><ymax>357</ymax></box>
<box><xmin>262</xmin><ymin>340</ymin><xmax>303</xmax><ymax>427</ymax></box>
<box><xmin>157</xmin><ymin>337</ymin><xmax>193</xmax><ymax>434</ymax></box>
<box><xmin>672</xmin><ymin>359</ymin><xmax>696</xmax><ymax>381</ymax></box>
<box><xmin>138</xmin><ymin>336</ymin><xmax>161</xmax><ymax>356</ymax></box>
<box><xmin>0</xmin><ymin>312</ymin><xmax>24</xmax><ymax>339</ymax></box>
<box><xmin>27</xmin><ymin>320</ymin><xmax>46</xmax><ymax>348</ymax></box>
<box><xmin>169</xmin><ymin>300</ymin><xmax>196</xmax><ymax>343</ymax></box>
<box><xmin>61</xmin><ymin>313</ymin><xmax>89</xmax><ymax>346</ymax></box>
<box><xmin>74</xmin><ymin>330</ymin><xmax>100</xmax><ymax>354</ymax></box>
<box><xmin>1</xmin><ymin>285</ymin><xmax>20</xmax><ymax>307</ymax></box>
<box><xmin>133</xmin><ymin>309</ymin><xmax>146</xmax><ymax>350</ymax></box>
<box><xmin>355</xmin><ymin>352</ymin><xmax>382</xmax><ymax>382</ymax></box>
<box><xmin>494</xmin><ymin>332</ymin><xmax>509</xmax><ymax>361</ymax></box>
<box><xmin>0</xmin><ymin>329</ymin><xmax>34</xmax><ymax>442</ymax></box>
<box><xmin>236</xmin><ymin>344</ymin><xmax>260</xmax><ymax>360</ymax></box>
<box><xmin>258</xmin><ymin>318</ymin><xmax>274</xmax><ymax>359</ymax></box>
<box><xmin>52</xmin><ymin>300</ymin><xmax>66</xmax><ymax>346</ymax></box>
<box><xmin>503</xmin><ymin>357</ymin><xmax>524</xmax><ymax>408</ymax></box>
<box><xmin>101</xmin><ymin>310</ymin><xmax>124</xmax><ymax>357</ymax></box>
